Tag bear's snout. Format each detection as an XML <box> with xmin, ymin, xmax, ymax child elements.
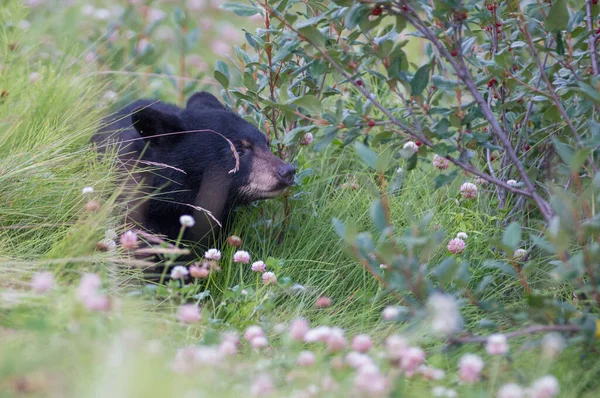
<box><xmin>277</xmin><ymin>164</ymin><xmax>296</xmax><ymax>186</ymax></box>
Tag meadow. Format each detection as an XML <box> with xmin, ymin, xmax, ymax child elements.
<box><xmin>1</xmin><ymin>0</ymin><xmax>599</xmax><ymax>397</ymax></box>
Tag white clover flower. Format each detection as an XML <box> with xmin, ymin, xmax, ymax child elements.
<box><xmin>82</xmin><ymin>186</ymin><xmax>94</xmax><ymax>195</ymax></box>
<box><xmin>170</xmin><ymin>266</ymin><xmax>189</xmax><ymax>279</ymax></box>
<box><xmin>205</xmin><ymin>248</ymin><xmax>221</xmax><ymax>261</ymax></box>
<box><xmin>460</xmin><ymin>182</ymin><xmax>478</xmax><ymax>199</ymax></box>
<box><xmin>513</xmin><ymin>248</ymin><xmax>527</xmax><ymax>260</ymax></box>
<box><xmin>485</xmin><ymin>334</ymin><xmax>509</xmax><ymax>355</ymax></box>
<box><xmin>530</xmin><ymin>375</ymin><xmax>559</xmax><ymax>398</ymax></box>
<box><xmin>507</xmin><ymin>179</ymin><xmax>518</xmax><ymax>187</ymax></box>
<box><xmin>456</xmin><ymin>232</ymin><xmax>468</xmax><ymax>240</ymax></box>
<box><xmin>403</xmin><ymin>141</ymin><xmax>418</xmax><ymax>152</ymax></box>
<box><xmin>179</xmin><ymin>215</ymin><xmax>195</xmax><ymax>227</ymax></box>
<box><xmin>427</xmin><ymin>293</ymin><xmax>463</xmax><ymax>337</ymax></box>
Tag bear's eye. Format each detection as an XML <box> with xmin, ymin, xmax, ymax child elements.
<box><xmin>237</xmin><ymin>148</ymin><xmax>244</xmax><ymax>157</ymax></box>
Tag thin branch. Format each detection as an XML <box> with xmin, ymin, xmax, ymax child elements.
<box><xmin>585</xmin><ymin>0</ymin><xmax>599</xmax><ymax>75</ymax></box>
<box><xmin>396</xmin><ymin>3</ymin><xmax>553</xmax><ymax>222</ymax></box>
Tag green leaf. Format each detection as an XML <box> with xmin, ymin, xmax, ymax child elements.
<box><xmin>552</xmin><ymin>136</ymin><xmax>574</xmax><ymax>165</ymax></box>
<box><xmin>502</xmin><ymin>222</ymin><xmax>522</xmax><ymax>250</ymax></box>
<box><xmin>354</xmin><ymin>142</ymin><xmax>378</xmax><ymax>170</ymax></box>
<box><xmin>298</xmin><ymin>25</ymin><xmax>326</xmax><ymax>46</ymax></box>
<box><xmin>370</xmin><ymin>199</ymin><xmax>388</xmax><ymax>232</ymax></box>
<box><xmin>220</xmin><ymin>2</ymin><xmax>260</xmax><ymax>16</ymax></box>
<box><xmin>482</xmin><ymin>260</ymin><xmax>518</xmax><ymax>277</ymax></box>
<box><xmin>433</xmin><ymin>170</ymin><xmax>458</xmax><ymax>189</ymax></box>
<box><xmin>288</xmin><ymin>95</ymin><xmax>322</xmax><ymax>114</ymax></box>
<box><xmin>214</xmin><ymin>61</ymin><xmax>230</xmax><ymax>89</ymax></box>
<box><xmin>411</xmin><ymin>64</ymin><xmax>430</xmax><ymax>96</ymax></box>
<box><xmin>545</xmin><ymin>0</ymin><xmax>568</xmax><ymax>31</ymax></box>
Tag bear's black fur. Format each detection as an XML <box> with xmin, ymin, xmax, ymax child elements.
<box><xmin>92</xmin><ymin>92</ymin><xmax>295</xmax><ymax>249</ymax></box>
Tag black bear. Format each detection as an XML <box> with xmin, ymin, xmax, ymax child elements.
<box><xmin>92</xmin><ymin>91</ymin><xmax>295</xmax><ymax>248</ymax></box>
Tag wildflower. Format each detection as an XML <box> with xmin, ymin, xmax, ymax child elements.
<box><xmin>304</xmin><ymin>326</ymin><xmax>331</xmax><ymax>343</ymax></box>
<box><xmin>315</xmin><ymin>296</ymin><xmax>332</xmax><ymax>308</ymax></box>
<box><xmin>399</xmin><ymin>347</ymin><xmax>426</xmax><ymax>376</ymax></box>
<box><xmin>29</xmin><ymin>72</ymin><xmax>40</xmax><ymax>84</ymax></box>
<box><xmin>84</xmin><ymin>200</ymin><xmax>101</xmax><ymax>212</ymax></box>
<box><xmin>81</xmin><ymin>5</ymin><xmax>95</xmax><ymax>16</ymax></box>
<box><xmin>379</xmin><ymin>263</ymin><xmax>388</xmax><ymax>270</ymax></box>
<box><xmin>251</xmin><ymin>375</ymin><xmax>275</xmax><ymax>396</ymax></box>
<box><xmin>513</xmin><ymin>248</ymin><xmax>527</xmax><ymax>260</ymax></box>
<box><xmin>447</xmin><ymin>238</ymin><xmax>466</xmax><ymax>254</ymax></box>
<box><xmin>84</xmin><ymin>52</ymin><xmax>96</xmax><ymax>63</ymax></box>
<box><xmin>507</xmin><ymin>179</ymin><xmax>518</xmax><ymax>187</ymax></box>
<box><xmin>427</xmin><ymin>293</ymin><xmax>463</xmax><ymax>337</ymax></box>
<box><xmin>227</xmin><ymin>235</ymin><xmax>242</xmax><ymax>247</ymax></box>
<box><xmin>82</xmin><ymin>294</ymin><xmax>110</xmax><ymax>312</ymax></box>
<box><xmin>77</xmin><ymin>273</ymin><xmax>102</xmax><ymax>300</ymax></box>
<box><xmin>541</xmin><ymin>333</ymin><xmax>564</xmax><ymax>359</ymax></box>
<box><xmin>497</xmin><ymin>383</ymin><xmax>525</xmax><ymax>398</ymax></box>
<box><xmin>30</xmin><ymin>271</ymin><xmax>54</xmax><ymax>293</ymax></box>
<box><xmin>136</xmin><ymin>38</ymin><xmax>150</xmax><ymax>54</ymax></box>
<box><xmin>530</xmin><ymin>376</ymin><xmax>559</xmax><ymax>398</ymax></box>
<box><xmin>352</xmin><ymin>334</ymin><xmax>373</xmax><ymax>353</ymax></box>
<box><xmin>432</xmin><ymin>154</ymin><xmax>450</xmax><ymax>170</ymax></box>
<box><xmin>456</xmin><ymin>232</ymin><xmax>468</xmax><ymax>240</ymax></box>
<box><xmin>233</xmin><ymin>250</ymin><xmax>251</xmax><ymax>264</ymax></box>
<box><xmin>419</xmin><ymin>365</ymin><xmax>445</xmax><ymax>380</ymax></box>
<box><xmin>326</xmin><ymin>328</ymin><xmax>347</xmax><ymax>352</ymax></box>
<box><xmin>346</xmin><ymin>351</ymin><xmax>374</xmax><ymax>369</ymax></box>
<box><xmin>460</xmin><ymin>182</ymin><xmax>478</xmax><ymax>199</ymax></box>
<box><xmin>250</xmin><ymin>336</ymin><xmax>268</xmax><ymax>349</ymax></box>
<box><xmin>403</xmin><ymin>141</ymin><xmax>418</xmax><ymax>153</ymax></box>
<box><xmin>300</xmin><ymin>133</ymin><xmax>313</xmax><ymax>145</ymax></box>
<box><xmin>486</xmin><ymin>334</ymin><xmax>509</xmax><ymax>355</ymax></box>
<box><xmin>244</xmin><ymin>325</ymin><xmax>265</xmax><ymax>342</ymax></box>
<box><xmin>262</xmin><ymin>271</ymin><xmax>277</xmax><ymax>285</ymax></box>
<box><xmin>93</xmin><ymin>8</ymin><xmax>111</xmax><ymax>20</ymax></box>
<box><xmin>179</xmin><ymin>215</ymin><xmax>195</xmax><ymax>227</ymax></box>
<box><xmin>458</xmin><ymin>354</ymin><xmax>484</xmax><ymax>383</ymax></box>
<box><xmin>251</xmin><ymin>261</ymin><xmax>266</xmax><ymax>273</ymax></box>
<box><xmin>211</xmin><ymin>40</ymin><xmax>231</xmax><ymax>55</ymax></box>
<box><xmin>290</xmin><ymin>318</ymin><xmax>310</xmax><ymax>341</ymax></box>
<box><xmin>170</xmin><ymin>266</ymin><xmax>189</xmax><ymax>279</ymax></box>
<box><xmin>297</xmin><ymin>351</ymin><xmax>316</xmax><ymax>367</ymax></box>
<box><xmin>219</xmin><ymin>340</ymin><xmax>238</xmax><ymax>356</ymax></box>
<box><xmin>189</xmin><ymin>264</ymin><xmax>210</xmax><ymax>279</ymax></box>
<box><xmin>147</xmin><ymin>8</ymin><xmax>166</xmax><ymax>23</ymax></box>
<box><xmin>354</xmin><ymin>365</ymin><xmax>389</xmax><ymax>396</ymax></box>
<box><xmin>205</xmin><ymin>248</ymin><xmax>221</xmax><ymax>261</ymax></box>
<box><xmin>383</xmin><ymin>306</ymin><xmax>401</xmax><ymax>320</ymax></box>
<box><xmin>432</xmin><ymin>386</ymin><xmax>457</xmax><ymax>397</ymax></box>
<box><xmin>119</xmin><ymin>230</ymin><xmax>138</xmax><ymax>249</ymax></box>
<box><xmin>177</xmin><ymin>304</ymin><xmax>201</xmax><ymax>324</ymax></box>
<box><xmin>386</xmin><ymin>335</ymin><xmax>409</xmax><ymax>361</ymax></box>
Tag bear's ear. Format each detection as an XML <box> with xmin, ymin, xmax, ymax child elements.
<box><xmin>186</xmin><ymin>91</ymin><xmax>226</xmax><ymax>111</ymax></box>
<box><xmin>131</xmin><ymin>106</ymin><xmax>183</xmax><ymax>141</ymax></box>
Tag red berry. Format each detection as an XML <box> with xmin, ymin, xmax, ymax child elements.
<box><xmin>368</xmin><ymin>120</ymin><xmax>375</xmax><ymax>127</ymax></box>
<box><xmin>525</xmin><ymin>144</ymin><xmax>531</xmax><ymax>151</ymax></box>
<box><xmin>356</xmin><ymin>80</ymin><xmax>363</xmax><ymax>86</ymax></box>
<box><xmin>508</xmin><ymin>47</ymin><xmax>512</xmax><ymax>52</ymax></box>
<box><xmin>512</xmin><ymin>65</ymin><xmax>518</xmax><ymax>71</ymax></box>
<box><xmin>415</xmin><ymin>141</ymin><xmax>423</xmax><ymax>147</ymax></box>
<box><xmin>487</xmin><ymin>78</ymin><xmax>497</xmax><ymax>87</ymax></box>
<box><xmin>496</xmin><ymin>22</ymin><xmax>502</xmax><ymax>27</ymax></box>
<box><xmin>487</xmin><ymin>5</ymin><xmax>493</xmax><ymax>10</ymax></box>
<box><xmin>593</xmin><ymin>0</ymin><xmax>598</xmax><ymax>5</ymax></box>
<box><xmin>596</xmin><ymin>27</ymin><xmax>600</xmax><ymax>34</ymax></box>
<box><xmin>372</xmin><ymin>7</ymin><xmax>383</xmax><ymax>16</ymax></box>
<box><xmin>451</xmin><ymin>49</ymin><xmax>458</xmax><ymax>57</ymax></box>
<box><xmin>402</xmin><ymin>5</ymin><xmax>409</xmax><ymax>11</ymax></box>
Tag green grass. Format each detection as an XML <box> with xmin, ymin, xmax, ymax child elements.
<box><xmin>2</xmin><ymin>1</ymin><xmax>600</xmax><ymax>397</ymax></box>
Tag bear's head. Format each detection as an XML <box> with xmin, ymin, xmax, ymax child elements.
<box><xmin>130</xmin><ymin>91</ymin><xmax>295</xmax><ymax>244</ymax></box>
